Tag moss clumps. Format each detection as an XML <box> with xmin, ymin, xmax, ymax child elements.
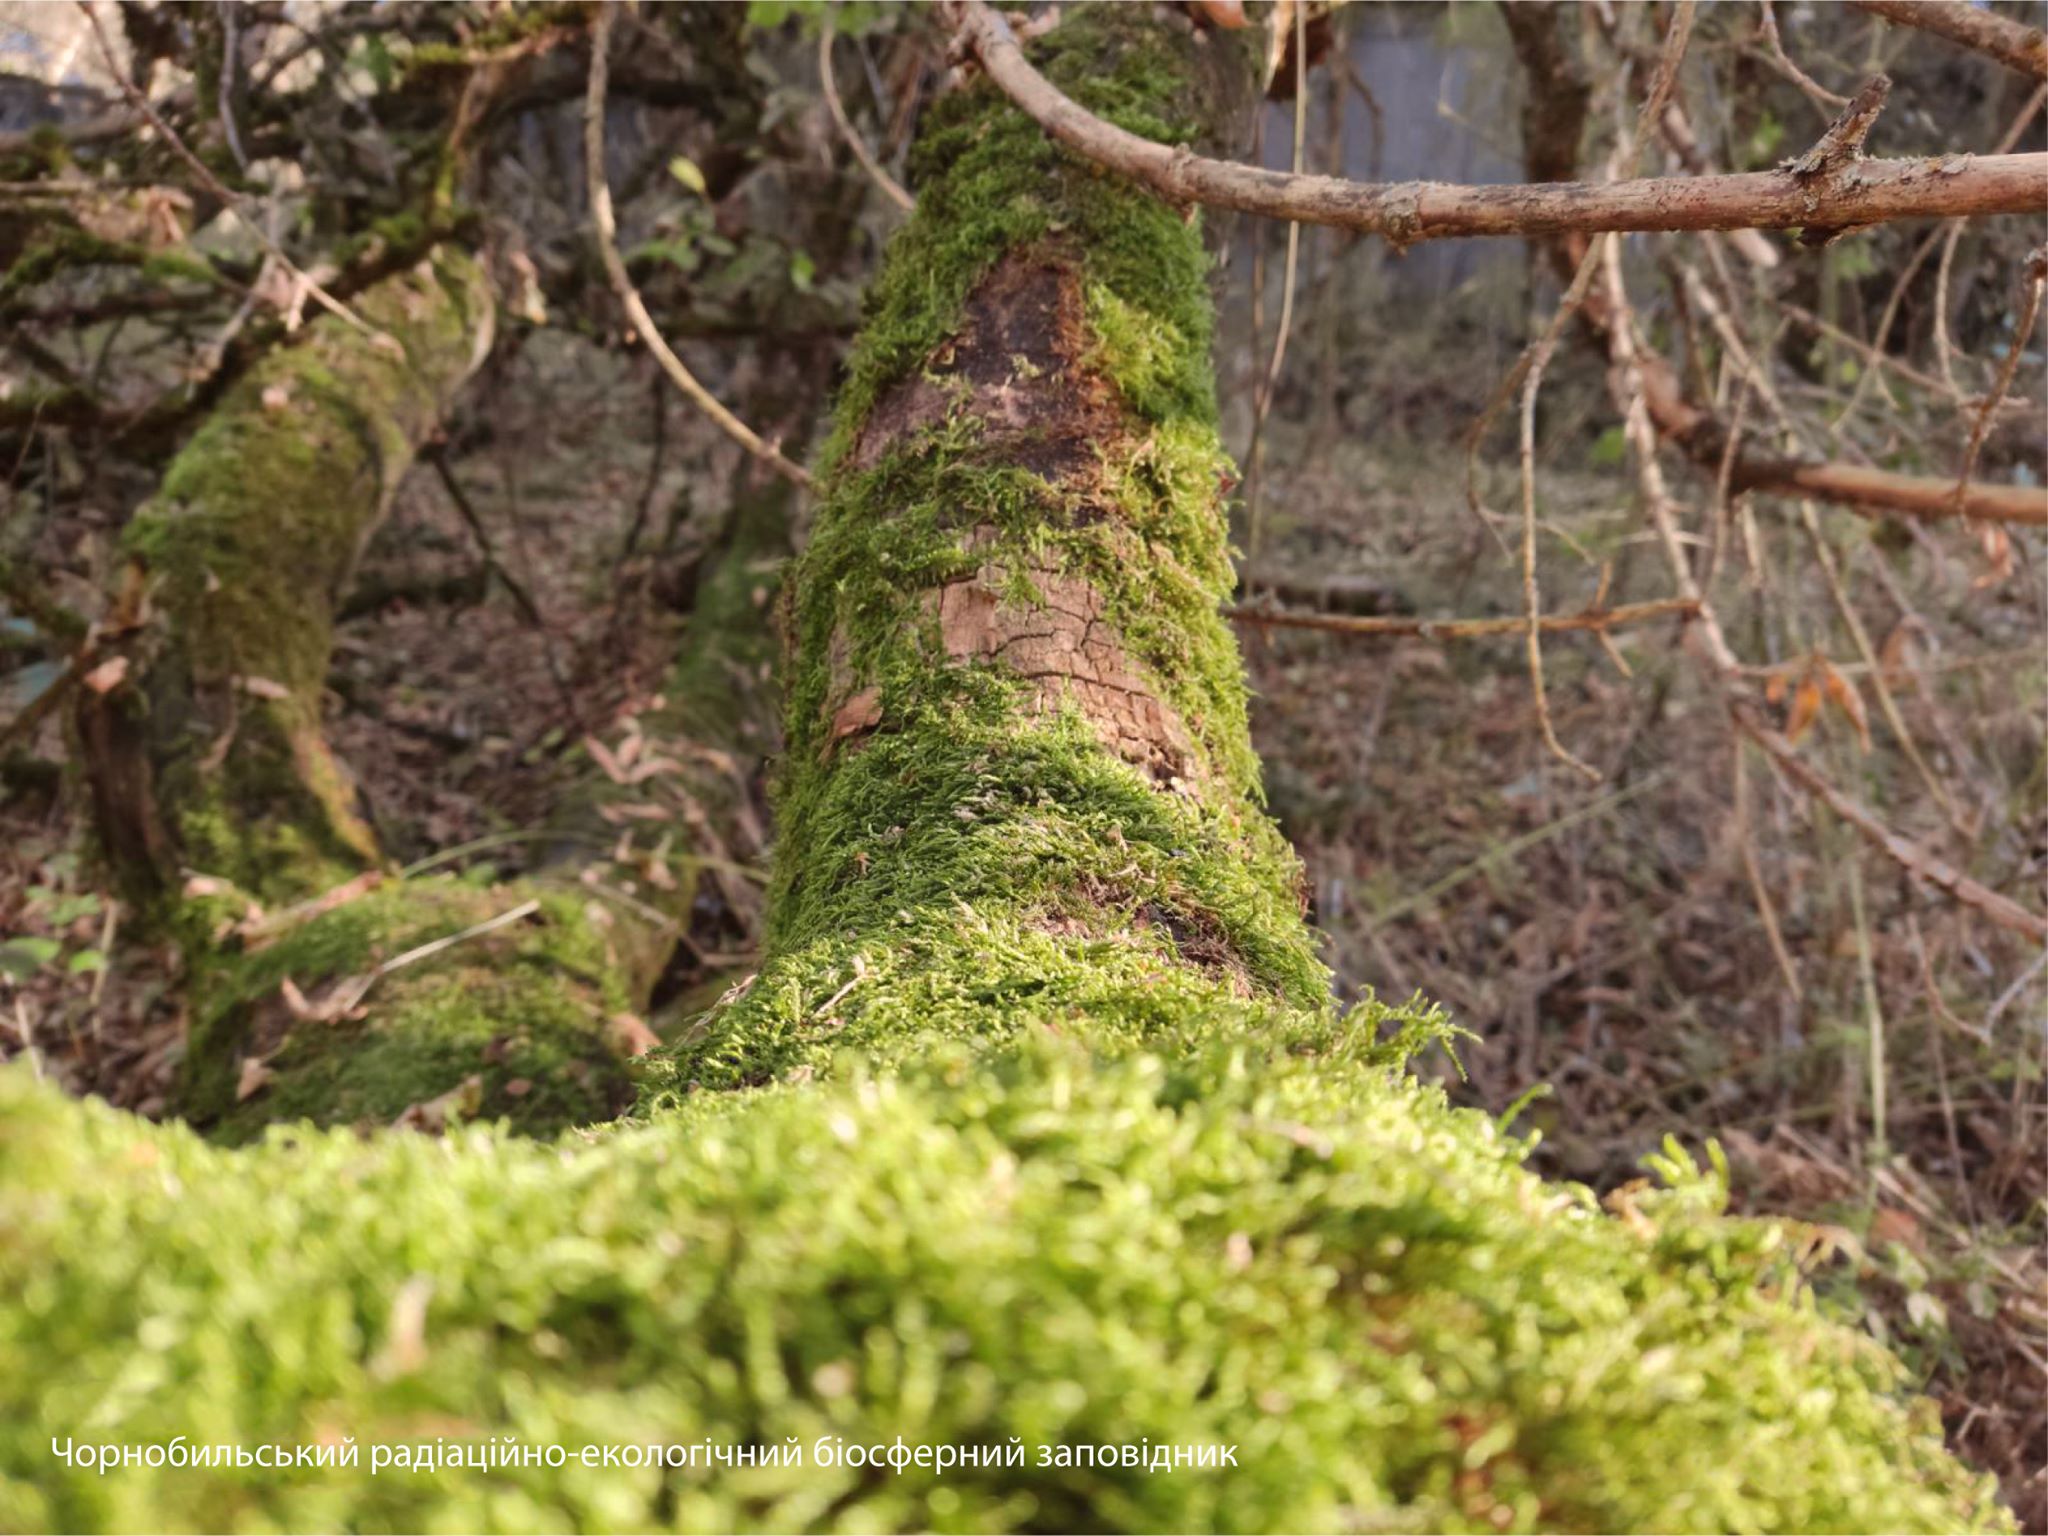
<box><xmin>1</xmin><ymin>1024</ymin><xmax>2009</xmax><ymax>1533</ymax></box>
<box><xmin>690</xmin><ymin>3</ymin><xmax>1298</xmax><ymax>1094</ymax></box>
<box><xmin>174</xmin><ymin>876</ymin><xmax>637</xmax><ymax>1142</ymax></box>
<box><xmin>815</xmin><ymin>5</ymin><xmax>1247</xmax><ymax>469</ymax></box>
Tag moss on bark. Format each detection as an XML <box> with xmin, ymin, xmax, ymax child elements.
<box><xmin>81</xmin><ymin>251</ymin><xmax>495</xmax><ymax>909</ymax></box>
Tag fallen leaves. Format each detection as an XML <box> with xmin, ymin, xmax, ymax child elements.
<box><xmin>236</xmin><ymin>1056</ymin><xmax>272</xmax><ymax>1102</ymax></box>
<box><xmin>391</xmin><ymin>1073</ymin><xmax>483</xmax><ymax>1133</ymax></box>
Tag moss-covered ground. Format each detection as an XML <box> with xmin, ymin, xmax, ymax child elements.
<box><xmin>0</xmin><ymin>1013</ymin><xmax>2009</xmax><ymax>1533</ymax></box>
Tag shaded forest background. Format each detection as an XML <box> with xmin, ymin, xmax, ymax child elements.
<box><xmin>0</xmin><ymin>0</ymin><xmax>2042</xmax><ymax>1522</ymax></box>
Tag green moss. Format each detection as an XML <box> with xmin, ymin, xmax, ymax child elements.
<box><xmin>816</xmin><ymin>6</ymin><xmax>1238</xmax><ymax>473</ymax></box>
<box><xmin>692</xmin><ymin>5</ymin><xmax>1297</xmax><ymax>1091</ymax></box>
<box><xmin>3</xmin><ymin>13</ymin><xmax>2007</xmax><ymax>1528</ymax></box>
<box><xmin>1</xmin><ymin>1029</ymin><xmax>2009</xmax><ymax>1532</ymax></box>
<box><xmin>176</xmin><ymin>876</ymin><xmax>634</xmax><ymax>1141</ymax></box>
<box><xmin>1</xmin><ymin>228</ymin><xmax>147</xmax><ymax>305</ymax></box>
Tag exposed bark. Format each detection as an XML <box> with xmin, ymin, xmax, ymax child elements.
<box><xmin>958</xmin><ymin>0</ymin><xmax>2048</xmax><ymax>245</ymax></box>
<box><xmin>1497</xmin><ymin>1</ymin><xmax>1591</xmax><ymax>189</ymax></box>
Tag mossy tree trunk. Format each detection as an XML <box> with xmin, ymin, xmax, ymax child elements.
<box><xmin>658</xmin><ymin>6</ymin><xmax>1334</xmax><ymax>1090</ymax></box>
<box><xmin>72</xmin><ymin>252</ymin><xmax>790</xmax><ymax>1140</ymax></box>
<box><xmin>77</xmin><ymin>254</ymin><xmax>496</xmax><ymax>908</ymax></box>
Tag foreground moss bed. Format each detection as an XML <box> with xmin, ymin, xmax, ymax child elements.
<box><xmin>0</xmin><ymin>1019</ymin><xmax>2007</xmax><ymax>1534</ymax></box>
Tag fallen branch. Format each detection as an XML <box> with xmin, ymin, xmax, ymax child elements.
<box><xmin>585</xmin><ymin>8</ymin><xmax>812</xmax><ymax>489</ymax></box>
<box><xmin>1736</xmin><ymin>707</ymin><xmax>2047</xmax><ymax>941</ymax></box>
<box><xmin>955</xmin><ymin>0</ymin><xmax>2047</xmax><ymax>244</ymax></box>
<box><xmin>1849</xmin><ymin>0</ymin><xmax>2048</xmax><ymax>81</ymax></box>
<box><xmin>1224</xmin><ymin>597</ymin><xmax>1701</xmax><ymax>641</ymax></box>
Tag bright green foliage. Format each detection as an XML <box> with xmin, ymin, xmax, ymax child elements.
<box><xmin>0</xmin><ymin>1026</ymin><xmax>2007</xmax><ymax>1533</ymax></box>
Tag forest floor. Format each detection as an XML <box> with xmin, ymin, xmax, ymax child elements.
<box><xmin>3</xmin><ymin>312</ymin><xmax>2042</xmax><ymax>1525</ymax></box>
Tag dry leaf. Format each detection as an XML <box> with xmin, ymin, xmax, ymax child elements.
<box><xmin>81</xmin><ymin>655</ymin><xmax>130</xmax><ymax>694</ymax></box>
<box><xmin>829</xmin><ymin>688</ymin><xmax>883</xmax><ymax>747</ymax></box>
<box><xmin>584</xmin><ymin>733</ymin><xmax>628</xmax><ymax>784</ymax></box>
<box><xmin>236</xmin><ymin>1056</ymin><xmax>272</xmax><ymax>1102</ymax></box>
<box><xmin>237</xmin><ymin>675</ymin><xmax>292</xmax><ymax>701</ymax></box>
<box><xmin>1819</xmin><ymin>659</ymin><xmax>1872</xmax><ymax>752</ymax></box>
<box><xmin>1786</xmin><ymin>676</ymin><xmax>1823</xmax><ymax>744</ymax></box>
<box><xmin>390</xmin><ymin>1073</ymin><xmax>484</xmax><ymax>1133</ymax></box>
<box><xmin>261</xmin><ymin>384</ymin><xmax>292</xmax><ymax>413</ymax></box>
<box><xmin>278</xmin><ymin>974</ymin><xmax>370</xmax><ymax>1023</ymax></box>
<box><xmin>1876</xmin><ymin>622</ymin><xmax>1919</xmax><ymax>692</ymax></box>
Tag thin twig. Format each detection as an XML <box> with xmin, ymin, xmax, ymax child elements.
<box><xmin>1243</xmin><ymin>1</ymin><xmax>1308</xmax><ymax>578</ymax></box>
<box><xmin>585</xmin><ymin>7</ymin><xmax>811</xmax><ymax>489</ymax></box>
<box><xmin>1601</xmin><ymin>237</ymin><xmax>2048</xmax><ymax>942</ymax></box>
<box><xmin>1950</xmin><ymin>245</ymin><xmax>2046</xmax><ymax>513</ymax></box>
<box><xmin>1756</xmin><ymin>0</ymin><xmax>1850</xmax><ymax>114</ymax></box>
<box><xmin>820</xmin><ymin>10</ymin><xmax>915</xmax><ymax>212</ymax></box>
<box><xmin>1733</xmin><ymin>743</ymin><xmax>1804</xmax><ymax>1003</ymax></box>
<box><xmin>1224</xmin><ymin>596</ymin><xmax>1701</xmax><ymax>641</ymax></box>
<box><xmin>78</xmin><ymin>2</ymin><xmax>379</xmax><ymax>339</ymax></box>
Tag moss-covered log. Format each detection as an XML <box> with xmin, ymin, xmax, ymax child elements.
<box><xmin>68</xmin><ymin>254</ymin><xmax>646</xmax><ymax>1138</ymax></box>
<box><xmin>3</xmin><ymin>8</ymin><xmax>2011</xmax><ymax>1530</ymax></box>
<box><xmin>78</xmin><ymin>252</ymin><xmax>496</xmax><ymax>907</ymax></box>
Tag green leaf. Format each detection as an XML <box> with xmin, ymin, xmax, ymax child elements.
<box><xmin>67</xmin><ymin>948</ymin><xmax>108</xmax><ymax>976</ymax></box>
<box><xmin>1589</xmin><ymin>425</ymin><xmax>1629</xmax><ymax>467</ymax></box>
<box><xmin>668</xmin><ymin>156</ymin><xmax>708</xmax><ymax>197</ymax></box>
<box><xmin>0</xmin><ymin>937</ymin><xmax>60</xmax><ymax>978</ymax></box>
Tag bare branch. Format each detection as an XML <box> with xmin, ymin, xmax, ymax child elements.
<box><xmin>585</xmin><ymin>7</ymin><xmax>812</xmax><ymax>490</ymax></box>
<box><xmin>1224</xmin><ymin>596</ymin><xmax>1702</xmax><ymax>642</ymax></box>
<box><xmin>76</xmin><ymin>2</ymin><xmax>380</xmax><ymax>340</ymax></box>
<box><xmin>1599</xmin><ymin>234</ymin><xmax>2048</xmax><ymax>944</ymax></box>
<box><xmin>1850</xmin><ymin>0</ymin><xmax>2048</xmax><ymax>81</ymax></box>
<box><xmin>1949</xmin><ymin>245</ymin><xmax>2047</xmax><ymax>512</ymax></box>
<box><xmin>820</xmin><ymin>12</ymin><xmax>915</xmax><ymax>213</ymax></box>
<box><xmin>955</xmin><ymin>0</ymin><xmax>2047</xmax><ymax>244</ymax></box>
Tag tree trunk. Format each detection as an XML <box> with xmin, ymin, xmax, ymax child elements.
<box><xmin>73</xmin><ymin>252</ymin><xmax>792</xmax><ymax>1140</ymax></box>
<box><xmin>656</xmin><ymin>3</ymin><xmax>1335</xmax><ymax>1095</ymax></box>
<box><xmin>78</xmin><ymin>253</ymin><xmax>496</xmax><ymax>910</ymax></box>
